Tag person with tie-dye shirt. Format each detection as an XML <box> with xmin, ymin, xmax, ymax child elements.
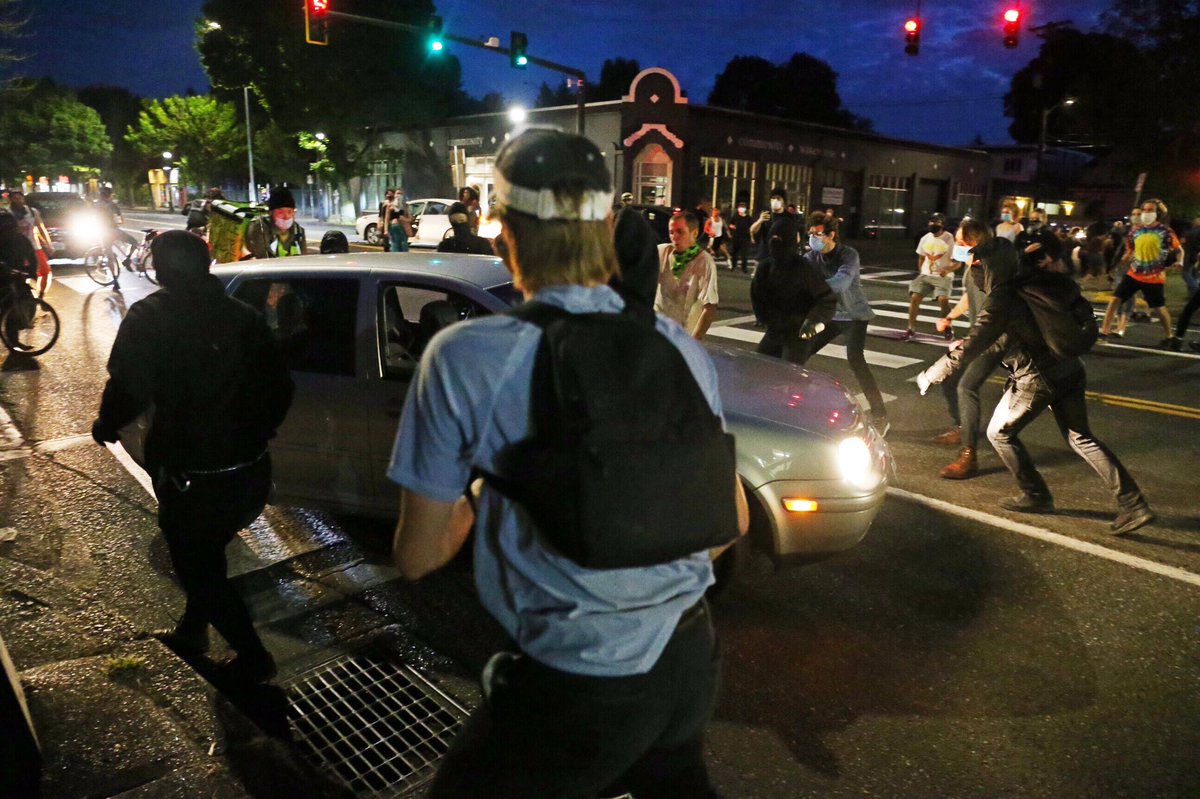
<box><xmin>1100</xmin><ymin>198</ymin><xmax>1181</xmax><ymax>347</ymax></box>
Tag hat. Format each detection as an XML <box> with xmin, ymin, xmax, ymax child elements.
<box><xmin>319</xmin><ymin>230</ymin><xmax>349</xmax><ymax>254</ymax></box>
<box><xmin>928</xmin><ymin>212</ymin><xmax>947</xmax><ymax>224</ymax></box>
<box><xmin>769</xmin><ymin>187</ymin><xmax>788</xmax><ymax>202</ymax></box>
<box><xmin>493</xmin><ymin>128</ymin><xmax>613</xmax><ymax>221</ymax></box>
<box><xmin>151</xmin><ymin>230</ymin><xmax>212</xmax><ymax>288</ymax></box>
<box><xmin>620</xmin><ymin>191</ymin><xmax>633</xmax><ymax>202</ymax></box>
<box><xmin>446</xmin><ymin>201</ymin><xmax>471</xmax><ymax>225</ymax></box>
<box><xmin>267</xmin><ymin>186</ymin><xmax>296</xmax><ymax>211</ymax></box>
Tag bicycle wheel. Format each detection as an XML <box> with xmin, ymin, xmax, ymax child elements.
<box><xmin>83</xmin><ymin>247</ymin><xmax>115</xmax><ymax>286</ymax></box>
<box><xmin>1</xmin><ymin>296</ymin><xmax>60</xmax><ymax>356</ymax></box>
<box><xmin>140</xmin><ymin>250</ymin><xmax>157</xmax><ymax>285</ymax></box>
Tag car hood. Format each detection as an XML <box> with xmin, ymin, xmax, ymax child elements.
<box><xmin>704</xmin><ymin>342</ymin><xmax>863</xmax><ymax>440</ymax></box>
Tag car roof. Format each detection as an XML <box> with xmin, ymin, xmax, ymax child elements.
<box><xmin>26</xmin><ymin>192</ymin><xmax>84</xmax><ymax>201</ymax></box>
<box><xmin>213</xmin><ymin>250</ymin><xmax>512</xmax><ymax>290</ymax></box>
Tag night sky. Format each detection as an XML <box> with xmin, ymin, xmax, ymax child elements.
<box><xmin>25</xmin><ymin>0</ymin><xmax>1113</xmax><ymax>146</ymax></box>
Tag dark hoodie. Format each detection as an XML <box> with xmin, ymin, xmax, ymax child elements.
<box><xmin>610</xmin><ymin>206</ymin><xmax>660</xmax><ymax>308</ymax></box>
<box><xmin>750</xmin><ymin>216</ymin><xmax>836</xmax><ymax>328</ymax></box>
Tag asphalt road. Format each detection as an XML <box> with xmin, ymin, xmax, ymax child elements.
<box><xmin>3</xmin><ymin>240</ymin><xmax>1198</xmax><ymax>798</ymax></box>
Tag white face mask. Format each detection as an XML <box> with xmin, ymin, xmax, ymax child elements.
<box><xmin>1141</xmin><ymin>211</ymin><xmax>1157</xmax><ymax>225</ymax></box>
<box><xmin>737</xmin><ymin>206</ymin><xmax>747</xmax><ymax>215</ymax></box>
<box><xmin>770</xmin><ymin>199</ymin><xmax>783</xmax><ymax>213</ymax></box>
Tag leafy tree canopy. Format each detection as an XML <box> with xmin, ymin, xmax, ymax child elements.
<box><xmin>125</xmin><ymin>95</ymin><xmax>245</xmax><ymax>187</ymax></box>
<box><xmin>0</xmin><ymin>80</ymin><xmax>112</xmax><ymax>181</ymax></box>
<box><xmin>536</xmin><ymin>57</ymin><xmax>642</xmax><ymax>108</ymax></box>
<box><xmin>707</xmin><ymin>54</ymin><xmax>872</xmax><ymax>132</ymax></box>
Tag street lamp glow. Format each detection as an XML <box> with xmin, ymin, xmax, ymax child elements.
<box><xmin>508</xmin><ymin>106</ymin><xmax>527</xmax><ymax>124</ymax></box>
<box><xmin>205</xmin><ymin>20</ymin><xmax>221</xmax><ymax>31</ymax></box>
<box><xmin>1062</xmin><ymin>97</ymin><xmax>1077</xmax><ymax>107</ymax></box>
<box><xmin>315</xmin><ymin>132</ymin><xmax>326</xmax><ymax>141</ymax></box>
<box><xmin>162</xmin><ymin>151</ymin><xmax>173</xmax><ymax>160</ymax></box>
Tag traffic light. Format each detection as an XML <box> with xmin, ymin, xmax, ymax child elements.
<box><xmin>904</xmin><ymin>17</ymin><xmax>920</xmax><ymax>56</ymax></box>
<box><xmin>427</xmin><ymin>15</ymin><xmax>444</xmax><ymax>53</ymax></box>
<box><xmin>305</xmin><ymin>0</ymin><xmax>329</xmax><ymax>45</ymax></box>
<box><xmin>510</xmin><ymin>31</ymin><xmax>528</xmax><ymax>68</ymax></box>
<box><xmin>1003</xmin><ymin>7</ymin><xmax>1021</xmax><ymax>49</ymax></box>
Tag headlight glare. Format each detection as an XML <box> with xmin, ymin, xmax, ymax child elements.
<box><xmin>837</xmin><ymin>436</ymin><xmax>881</xmax><ymax>491</ymax></box>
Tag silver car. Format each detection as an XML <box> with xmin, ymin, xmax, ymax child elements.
<box><xmin>196</xmin><ymin>252</ymin><xmax>890</xmax><ymax>581</ymax></box>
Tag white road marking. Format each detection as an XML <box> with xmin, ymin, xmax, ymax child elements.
<box><xmin>104</xmin><ymin>441</ymin><xmax>157</xmax><ymax>500</ymax></box>
<box><xmin>706</xmin><ymin>325</ymin><xmax>923</xmax><ymax>368</ymax></box>
<box><xmin>888</xmin><ymin>487</ymin><xmax>1200</xmax><ymax>590</ymax></box>
<box><xmin>861</xmin><ymin>269</ymin><xmax>913</xmax><ymax>279</ymax></box>
<box><xmin>869</xmin><ymin>307</ymin><xmax>972</xmax><ymax>329</ymax></box>
<box><xmin>1097</xmin><ymin>340</ymin><xmax>1200</xmax><ymax>361</ymax></box>
<box><xmin>713</xmin><ymin>314</ymin><xmax>758</xmax><ymax>328</ymax></box>
<box><xmin>0</xmin><ymin>448</ymin><xmax>32</xmax><ymax>462</ymax></box>
<box><xmin>33</xmin><ymin>434</ymin><xmax>94</xmax><ymax>453</ymax></box>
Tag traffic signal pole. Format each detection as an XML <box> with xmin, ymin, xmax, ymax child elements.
<box><xmin>324</xmin><ymin>10</ymin><xmax>588</xmax><ymax>134</ymax></box>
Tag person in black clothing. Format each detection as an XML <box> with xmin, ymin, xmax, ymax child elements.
<box><xmin>727</xmin><ymin>198</ymin><xmax>753</xmax><ymax>274</ymax></box>
<box><xmin>1014</xmin><ymin>207</ymin><xmax>1063</xmax><ymax>272</ymax></box>
<box><xmin>436</xmin><ymin>202</ymin><xmax>494</xmax><ymax>255</ymax></box>
<box><xmin>917</xmin><ymin>220</ymin><xmax>1153</xmax><ymax>536</ymax></box>
<box><xmin>319</xmin><ymin>230</ymin><xmax>350</xmax><ymax>254</ymax></box>
<box><xmin>749</xmin><ymin>187</ymin><xmax>788</xmax><ymax>325</ymax></box>
<box><xmin>92</xmin><ymin>230</ymin><xmax>294</xmax><ymax>682</ymax></box>
<box><xmin>611</xmin><ymin>204</ymin><xmax>660</xmax><ymax>308</ymax></box>
<box><xmin>752</xmin><ymin>215</ymin><xmax>836</xmax><ymax>362</ymax></box>
<box><xmin>0</xmin><ymin>211</ymin><xmax>38</xmax><ymax>347</ymax></box>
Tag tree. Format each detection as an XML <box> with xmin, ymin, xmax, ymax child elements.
<box><xmin>125</xmin><ymin>95</ymin><xmax>245</xmax><ymax>187</ymax></box>
<box><xmin>0</xmin><ymin>80</ymin><xmax>112</xmax><ymax>183</ymax></box>
<box><xmin>197</xmin><ymin>0</ymin><xmax>465</xmax><ymax>194</ymax></box>
<box><xmin>535</xmin><ymin>58</ymin><xmax>641</xmax><ymax>108</ymax></box>
<box><xmin>0</xmin><ymin>0</ymin><xmax>24</xmax><ymax>87</ymax></box>
<box><xmin>253</xmin><ymin>121</ymin><xmax>310</xmax><ymax>187</ymax></box>
<box><xmin>707</xmin><ymin>54</ymin><xmax>872</xmax><ymax>131</ymax></box>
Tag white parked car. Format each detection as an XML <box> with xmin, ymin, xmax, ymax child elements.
<box><xmin>354</xmin><ymin>198</ymin><xmax>455</xmax><ymax>247</ymax></box>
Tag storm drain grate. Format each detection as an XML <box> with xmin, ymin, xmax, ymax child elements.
<box><xmin>286</xmin><ymin>655</ymin><xmax>469</xmax><ymax>797</ymax></box>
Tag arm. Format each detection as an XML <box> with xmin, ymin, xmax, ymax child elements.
<box><xmin>824</xmin><ymin>247</ymin><xmax>860</xmax><ymax>295</ymax></box>
<box><xmin>936</xmin><ymin>293</ymin><xmax>971</xmax><ymax>332</ymax></box>
<box><xmin>94</xmin><ymin>305</ymin><xmax>158</xmax><ymax>440</ymax></box>
<box><xmin>749</xmin><ymin>213</ymin><xmax>769</xmax><ymax>242</ymax></box>
<box><xmin>709</xmin><ymin>475</ymin><xmax>750</xmax><ymax>560</ymax></box>
<box><xmin>392</xmin><ymin>488</ymin><xmax>475</xmax><ymax>580</ymax></box>
<box><xmin>691</xmin><ymin>304</ymin><xmax>717</xmax><ymax>339</ymax></box>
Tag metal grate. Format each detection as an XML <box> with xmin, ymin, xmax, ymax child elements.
<box><xmin>286</xmin><ymin>655</ymin><xmax>469</xmax><ymax>797</ymax></box>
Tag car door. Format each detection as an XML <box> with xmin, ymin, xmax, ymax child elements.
<box><xmin>363</xmin><ymin>275</ymin><xmax>493</xmax><ymax>512</ymax></box>
<box><xmin>413</xmin><ymin>202</ymin><xmax>449</xmax><ymax>246</ymax></box>
<box><xmin>232</xmin><ymin>275</ymin><xmax>377</xmax><ymax>513</ymax></box>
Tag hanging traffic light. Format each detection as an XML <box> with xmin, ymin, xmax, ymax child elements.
<box><xmin>305</xmin><ymin>0</ymin><xmax>329</xmax><ymax>46</ymax></box>
<box><xmin>510</xmin><ymin>31</ymin><xmax>528</xmax><ymax>68</ymax></box>
<box><xmin>1002</xmin><ymin>7</ymin><xmax>1021</xmax><ymax>49</ymax></box>
<box><xmin>904</xmin><ymin>17</ymin><xmax>920</xmax><ymax>56</ymax></box>
<box><xmin>427</xmin><ymin>15</ymin><xmax>444</xmax><ymax>53</ymax></box>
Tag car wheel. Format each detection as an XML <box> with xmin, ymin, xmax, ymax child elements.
<box><xmin>364</xmin><ymin>223</ymin><xmax>381</xmax><ymax>245</ymax></box>
<box><xmin>708</xmin><ymin>484</ymin><xmax>772</xmax><ymax>597</ymax></box>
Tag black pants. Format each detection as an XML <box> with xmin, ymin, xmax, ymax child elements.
<box><xmin>943</xmin><ymin>345</ymin><xmax>1005</xmax><ymax>449</ymax></box>
<box><xmin>757</xmin><ymin>321</ymin><xmax>807</xmax><ymax>363</ymax></box>
<box><xmin>986</xmin><ymin>362</ymin><xmax>1145</xmax><ymax>509</ymax></box>
<box><xmin>730</xmin><ymin>238</ymin><xmax>751</xmax><ymax>273</ymax></box>
<box><xmin>428</xmin><ymin>602</ymin><xmax>720</xmax><ymax>799</ymax></box>
<box><xmin>799</xmin><ymin>320</ymin><xmax>886</xmax><ymax>417</ymax></box>
<box><xmin>1175</xmin><ymin>289</ymin><xmax>1200</xmax><ymax>338</ymax></box>
<box><xmin>156</xmin><ymin>455</ymin><xmax>272</xmax><ymax>659</ymax></box>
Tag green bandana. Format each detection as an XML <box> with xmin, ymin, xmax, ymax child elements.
<box><xmin>671</xmin><ymin>244</ymin><xmax>702</xmax><ymax>276</ymax></box>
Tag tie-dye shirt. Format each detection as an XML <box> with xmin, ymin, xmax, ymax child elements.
<box><xmin>1124</xmin><ymin>223</ymin><xmax>1181</xmax><ymax>284</ymax></box>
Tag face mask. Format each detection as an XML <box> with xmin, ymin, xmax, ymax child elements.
<box><xmin>737</xmin><ymin>206</ymin><xmax>747</xmax><ymax>215</ymax></box>
<box><xmin>1001</xmin><ymin>212</ymin><xmax>1013</xmax><ymax>223</ymax></box>
<box><xmin>1141</xmin><ymin>211</ymin><xmax>1157</xmax><ymax>225</ymax></box>
<box><xmin>1028</xmin><ymin>219</ymin><xmax>1043</xmax><ymax>229</ymax></box>
<box><xmin>770</xmin><ymin>199</ymin><xmax>783</xmax><ymax>212</ymax></box>
<box><xmin>929</xmin><ymin>225</ymin><xmax>943</xmax><ymax>235</ymax></box>
<box><xmin>808</xmin><ymin>234</ymin><xmax>826</xmax><ymax>253</ymax></box>
<box><xmin>273</xmin><ymin>214</ymin><xmax>294</xmax><ymax>231</ymax></box>
<box><xmin>952</xmin><ymin>243</ymin><xmax>972</xmax><ymax>263</ymax></box>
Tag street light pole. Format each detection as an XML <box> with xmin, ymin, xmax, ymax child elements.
<box><xmin>162</xmin><ymin>151</ymin><xmax>174</xmax><ymax>212</ymax></box>
<box><xmin>1033</xmin><ymin>97</ymin><xmax>1074</xmax><ymax>212</ymax></box>
<box><xmin>244</xmin><ymin>86</ymin><xmax>257</xmax><ymax>203</ymax></box>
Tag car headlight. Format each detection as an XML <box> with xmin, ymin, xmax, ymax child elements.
<box><xmin>70</xmin><ymin>212</ymin><xmax>106</xmax><ymax>245</ymax></box>
<box><xmin>837</xmin><ymin>436</ymin><xmax>882</xmax><ymax>491</ymax></box>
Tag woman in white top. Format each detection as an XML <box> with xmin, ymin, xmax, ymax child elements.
<box><xmin>995</xmin><ymin>199</ymin><xmax>1024</xmax><ymax>242</ymax></box>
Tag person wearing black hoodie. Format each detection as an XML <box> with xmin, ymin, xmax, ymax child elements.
<box><xmin>751</xmin><ymin>215</ymin><xmax>836</xmax><ymax>363</ymax></box>
<box><xmin>917</xmin><ymin>219</ymin><xmax>1153</xmax><ymax>536</ymax></box>
<box><xmin>92</xmin><ymin>231</ymin><xmax>294</xmax><ymax>682</ymax></box>
<box><xmin>437</xmin><ymin>201</ymin><xmax>494</xmax><ymax>256</ymax></box>
<box><xmin>610</xmin><ymin>204</ymin><xmax>660</xmax><ymax>308</ymax></box>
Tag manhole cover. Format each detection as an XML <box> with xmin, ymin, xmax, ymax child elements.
<box><xmin>287</xmin><ymin>655</ymin><xmax>468</xmax><ymax>797</ymax></box>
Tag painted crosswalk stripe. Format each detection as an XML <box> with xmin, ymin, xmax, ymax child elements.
<box><xmin>706</xmin><ymin>325</ymin><xmax>923</xmax><ymax>368</ymax></box>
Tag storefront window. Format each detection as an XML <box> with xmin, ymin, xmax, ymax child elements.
<box><xmin>953</xmin><ymin>181</ymin><xmax>986</xmax><ymax>220</ymax></box>
<box><xmin>633</xmin><ymin>144</ymin><xmax>672</xmax><ymax>206</ymax></box>
<box><xmin>864</xmin><ymin>174</ymin><xmax>911</xmax><ymax>228</ymax></box>
<box><xmin>700</xmin><ymin>156</ymin><xmax>757</xmax><ymax>212</ymax></box>
<box><xmin>764</xmin><ymin>162</ymin><xmax>813</xmax><ymax>217</ymax></box>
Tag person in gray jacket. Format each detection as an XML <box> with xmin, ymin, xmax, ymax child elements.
<box><xmin>796</xmin><ymin>211</ymin><xmax>888</xmax><ymax>433</ymax></box>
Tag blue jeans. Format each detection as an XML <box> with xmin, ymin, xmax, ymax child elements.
<box><xmin>986</xmin><ymin>361</ymin><xmax>1144</xmax><ymax>510</ymax></box>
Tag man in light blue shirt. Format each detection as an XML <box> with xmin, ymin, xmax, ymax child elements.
<box><xmin>388</xmin><ymin>128</ymin><xmax>747</xmax><ymax>798</ymax></box>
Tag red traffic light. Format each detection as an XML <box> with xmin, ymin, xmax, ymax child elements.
<box><xmin>310</xmin><ymin>0</ymin><xmax>329</xmax><ymax>15</ymax></box>
<box><xmin>904</xmin><ymin>16</ymin><xmax>920</xmax><ymax>55</ymax></box>
<box><xmin>904</xmin><ymin>18</ymin><xmax>920</xmax><ymax>33</ymax></box>
<box><xmin>1003</xmin><ymin>7</ymin><xmax>1020</xmax><ymax>23</ymax></box>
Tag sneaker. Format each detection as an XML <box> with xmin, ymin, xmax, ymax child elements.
<box><xmin>151</xmin><ymin>627</ymin><xmax>209</xmax><ymax>658</ymax></box>
<box><xmin>1113</xmin><ymin>329</ymin><xmax>1125</xmax><ymax>338</ymax></box>
<box><xmin>1111</xmin><ymin>505</ymin><xmax>1155</xmax><ymax>536</ymax></box>
<box><xmin>121</xmin><ymin>256</ymin><xmax>133</xmax><ymax>272</ymax></box>
<box><xmin>998</xmin><ymin>494</ymin><xmax>1055</xmax><ymax>514</ymax></box>
<box><xmin>212</xmin><ymin>653</ymin><xmax>277</xmax><ymax>684</ymax></box>
<box><xmin>901</xmin><ymin>329</ymin><xmax>916</xmax><ymax>342</ymax></box>
<box><xmin>1162</xmin><ymin>336</ymin><xmax>1182</xmax><ymax>351</ymax></box>
<box><xmin>111</xmin><ymin>279</ymin><xmax>121</xmax><ymax>292</ymax></box>
<box><xmin>931</xmin><ymin>427</ymin><xmax>962</xmax><ymax>446</ymax></box>
<box><xmin>942</xmin><ymin>328</ymin><xmax>954</xmax><ymax>341</ymax></box>
<box><xmin>939</xmin><ymin>448</ymin><xmax>978</xmax><ymax>480</ymax></box>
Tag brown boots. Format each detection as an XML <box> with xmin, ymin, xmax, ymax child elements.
<box><xmin>939</xmin><ymin>447</ymin><xmax>977</xmax><ymax>480</ymax></box>
<box><xmin>931</xmin><ymin>427</ymin><xmax>962</xmax><ymax>446</ymax></box>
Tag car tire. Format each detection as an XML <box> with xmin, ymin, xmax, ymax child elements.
<box><xmin>708</xmin><ymin>484</ymin><xmax>772</xmax><ymax>597</ymax></box>
<box><xmin>364</xmin><ymin>223</ymin><xmax>381</xmax><ymax>245</ymax></box>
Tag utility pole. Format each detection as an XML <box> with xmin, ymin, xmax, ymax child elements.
<box><xmin>244</xmin><ymin>86</ymin><xmax>257</xmax><ymax>203</ymax></box>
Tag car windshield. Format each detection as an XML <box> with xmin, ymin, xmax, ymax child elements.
<box><xmin>487</xmin><ymin>283</ymin><xmax>524</xmax><ymax>308</ymax></box>
<box><xmin>29</xmin><ymin>196</ymin><xmax>84</xmax><ymax>216</ymax></box>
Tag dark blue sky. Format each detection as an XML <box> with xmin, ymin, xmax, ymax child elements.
<box><xmin>24</xmin><ymin>0</ymin><xmax>1113</xmax><ymax>146</ymax></box>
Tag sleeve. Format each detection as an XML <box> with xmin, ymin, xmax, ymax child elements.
<box><xmin>806</xmin><ymin>270</ymin><xmax>838</xmax><ymax>326</ymax></box>
<box><xmin>249</xmin><ymin>315</ymin><xmax>294</xmax><ymax>435</ymax></box>
<box><xmin>96</xmin><ymin>304</ymin><xmax>159</xmax><ymax>434</ymax></box>
<box><xmin>949</xmin><ymin>292</ymin><xmax>1010</xmax><ymax>373</ymax></box>
<box><xmin>386</xmin><ymin>334</ymin><xmax>475</xmax><ymax>502</ymax></box>
<box><xmin>915</xmin><ymin>233</ymin><xmax>928</xmax><ymax>257</ymax></box>
<box><xmin>701</xmin><ymin>254</ymin><xmax>719</xmax><ymax>306</ymax></box>
<box><xmin>824</xmin><ymin>248</ymin><xmax>860</xmax><ymax>295</ymax></box>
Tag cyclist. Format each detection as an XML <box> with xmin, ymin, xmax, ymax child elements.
<box><xmin>7</xmin><ymin>191</ymin><xmax>52</xmax><ymax>297</ymax></box>
<box><xmin>0</xmin><ymin>211</ymin><xmax>38</xmax><ymax>347</ymax></box>
<box><xmin>94</xmin><ymin>186</ymin><xmax>138</xmax><ymax>291</ymax></box>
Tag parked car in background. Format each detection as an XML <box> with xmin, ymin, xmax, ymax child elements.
<box><xmin>355</xmin><ymin>198</ymin><xmax>455</xmax><ymax>247</ymax></box>
<box><xmin>25</xmin><ymin>192</ymin><xmax>88</xmax><ymax>257</ymax></box>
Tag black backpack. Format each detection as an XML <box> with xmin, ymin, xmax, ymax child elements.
<box><xmin>482</xmin><ymin>301</ymin><xmax>739</xmax><ymax>569</ymax></box>
<box><xmin>1017</xmin><ymin>272</ymin><xmax>1099</xmax><ymax>360</ymax></box>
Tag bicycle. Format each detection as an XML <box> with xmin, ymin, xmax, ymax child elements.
<box><xmin>1</xmin><ymin>273</ymin><xmax>60</xmax><ymax>356</ymax></box>
<box><xmin>83</xmin><ymin>228</ymin><xmax>158</xmax><ymax>287</ymax></box>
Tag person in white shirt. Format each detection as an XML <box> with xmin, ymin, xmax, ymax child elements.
<box><xmin>655</xmin><ymin>211</ymin><xmax>719</xmax><ymax>339</ymax></box>
<box><xmin>903</xmin><ymin>212</ymin><xmax>958</xmax><ymax>341</ymax></box>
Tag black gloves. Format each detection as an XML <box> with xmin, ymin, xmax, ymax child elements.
<box><xmin>92</xmin><ymin>420</ymin><xmax>119</xmax><ymax>446</ymax></box>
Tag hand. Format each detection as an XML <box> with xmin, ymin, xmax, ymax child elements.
<box><xmin>948</xmin><ymin>339</ymin><xmax>964</xmax><ymax>353</ymax></box>
<box><xmin>799</xmin><ymin>320</ymin><xmax>825</xmax><ymax>340</ymax></box>
<box><xmin>935</xmin><ymin>316</ymin><xmax>951</xmax><ymax>333</ymax></box>
<box><xmin>91</xmin><ymin>420</ymin><xmax>118</xmax><ymax>446</ymax></box>
<box><xmin>1024</xmin><ymin>242</ymin><xmax>1042</xmax><ymax>254</ymax></box>
<box><xmin>916</xmin><ymin>371</ymin><xmax>931</xmax><ymax>396</ymax></box>
<box><xmin>760</xmin><ymin>211</ymin><xmax>771</xmax><ymax>222</ymax></box>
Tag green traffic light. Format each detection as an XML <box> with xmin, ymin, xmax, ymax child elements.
<box><xmin>516</xmin><ymin>55</ymin><xmax>528</xmax><ymax>66</ymax></box>
<box><xmin>430</xmin><ymin>39</ymin><xmax>444</xmax><ymax>52</ymax></box>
